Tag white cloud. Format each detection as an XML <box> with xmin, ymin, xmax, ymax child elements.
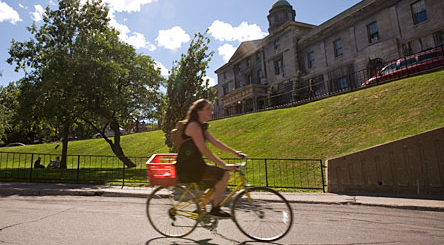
<box><xmin>107</xmin><ymin>12</ymin><xmax>155</xmax><ymax>51</ymax></box>
<box><xmin>204</xmin><ymin>76</ymin><xmax>216</xmax><ymax>87</ymax></box>
<box><xmin>218</xmin><ymin>43</ymin><xmax>237</xmax><ymax>62</ymax></box>
<box><xmin>0</xmin><ymin>1</ymin><xmax>22</xmax><ymax>24</ymax></box>
<box><xmin>154</xmin><ymin>61</ymin><xmax>169</xmax><ymax>76</ymax></box>
<box><xmin>209</xmin><ymin>20</ymin><xmax>267</xmax><ymax>43</ymax></box>
<box><xmin>18</xmin><ymin>4</ymin><xmax>25</xmax><ymax>9</ymax></box>
<box><xmin>109</xmin><ymin>14</ymin><xmax>130</xmax><ymax>35</ymax></box>
<box><xmin>31</xmin><ymin>5</ymin><xmax>45</xmax><ymax>22</ymax></box>
<box><xmin>104</xmin><ymin>0</ymin><xmax>157</xmax><ymax>13</ymax></box>
<box><xmin>156</xmin><ymin>26</ymin><xmax>190</xmax><ymax>51</ymax></box>
<box><xmin>102</xmin><ymin>1</ymin><xmax>157</xmax><ymax>51</ymax></box>
<box><xmin>126</xmin><ymin>31</ymin><xmax>156</xmax><ymax>50</ymax></box>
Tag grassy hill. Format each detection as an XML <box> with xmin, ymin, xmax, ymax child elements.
<box><xmin>2</xmin><ymin>70</ymin><xmax>444</xmax><ymax>162</ymax></box>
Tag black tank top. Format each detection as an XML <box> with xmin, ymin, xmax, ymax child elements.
<box><xmin>175</xmin><ymin>122</ymin><xmax>208</xmax><ymax>182</ymax></box>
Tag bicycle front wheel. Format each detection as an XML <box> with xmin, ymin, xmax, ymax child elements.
<box><xmin>231</xmin><ymin>187</ymin><xmax>293</xmax><ymax>242</ymax></box>
<box><xmin>146</xmin><ymin>186</ymin><xmax>200</xmax><ymax>238</ymax></box>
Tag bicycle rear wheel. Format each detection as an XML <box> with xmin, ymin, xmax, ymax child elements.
<box><xmin>146</xmin><ymin>186</ymin><xmax>200</xmax><ymax>238</ymax></box>
<box><xmin>231</xmin><ymin>187</ymin><xmax>293</xmax><ymax>242</ymax></box>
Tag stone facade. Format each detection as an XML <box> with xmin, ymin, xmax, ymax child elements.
<box><xmin>214</xmin><ymin>0</ymin><xmax>444</xmax><ymax>118</ymax></box>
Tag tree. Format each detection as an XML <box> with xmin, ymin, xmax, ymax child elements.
<box><xmin>0</xmin><ymin>82</ymin><xmax>22</xmax><ymax>144</ymax></box>
<box><xmin>75</xmin><ymin>29</ymin><xmax>163</xmax><ymax>167</ymax></box>
<box><xmin>0</xmin><ymin>104</ymin><xmax>8</xmax><ymax>145</ymax></box>
<box><xmin>7</xmin><ymin>0</ymin><xmax>163</xmax><ymax>167</ymax></box>
<box><xmin>162</xmin><ymin>32</ymin><xmax>215</xmax><ymax>151</ymax></box>
<box><xmin>0</xmin><ymin>84</ymin><xmax>12</xmax><ymax>144</ymax></box>
<box><xmin>292</xmin><ymin>70</ymin><xmax>308</xmax><ymax>102</ymax></box>
<box><xmin>267</xmin><ymin>85</ymin><xmax>279</xmax><ymax>107</ymax></box>
<box><xmin>8</xmin><ymin>0</ymin><xmax>107</xmax><ymax>168</ymax></box>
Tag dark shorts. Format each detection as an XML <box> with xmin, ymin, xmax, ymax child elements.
<box><xmin>200</xmin><ymin>165</ymin><xmax>226</xmax><ymax>188</ymax></box>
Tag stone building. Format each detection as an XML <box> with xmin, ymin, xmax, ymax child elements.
<box><xmin>214</xmin><ymin>0</ymin><xmax>444</xmax><ymax>118</ymax></box>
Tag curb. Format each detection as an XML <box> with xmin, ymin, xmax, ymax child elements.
<box><xmin>2</xmin><ymin>187</ymin><xmax>444</xmax><ymax>212</ymax></box>
<box><xmin>284</xmin><ymin>199</ymin><xmax>444</xmax><ymax>212</ymax></box>
<box><xmin>0</xmin><ymin>188</ymin><xmax>150</xmax><ymax>198</ymax></box>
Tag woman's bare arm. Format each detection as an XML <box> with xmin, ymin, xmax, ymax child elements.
<box><xmin>185</xmin><ymin>122</ymin><xmax>235</xmax><ymax>169</ymax></box>
<box><xmin>205</xmin><ymin>130</ymin><xmax>241</xmax><ymax>157</ymax></box>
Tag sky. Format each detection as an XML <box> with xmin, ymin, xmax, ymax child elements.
<box><xmin>0</xmin><ymin>0</ymin><xmax>362</xmax><ymax>88</ymax></box>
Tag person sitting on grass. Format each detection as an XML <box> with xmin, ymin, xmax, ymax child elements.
<box><xmin>47</xmin><ymin>156</ymin><xmax>61</xmax><ymax>169</ymax></box>
<box><xmin>34</xmin><ymin>157</ymin><xmax>45</xmax><ymax>168</ymax></box>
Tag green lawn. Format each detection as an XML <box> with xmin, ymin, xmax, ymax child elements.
<box><xmin>208</xmin><ymin>70</ymin><xmax>444</xmax><ymax>161</ymax></box>
<box><xmin>2</xmin><ymin>70</ymin><xmax>444</xmax><ymax>161</ymax></box>
<box><xmin>1</xmin><ymin>70</ymin><xmax>444</xmax><ymax>189</ymax></box>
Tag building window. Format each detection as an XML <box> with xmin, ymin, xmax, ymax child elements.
<box><xmin>274</xmin><ymin>58</ymin><xmax>283</xmax><ymax>75</ymax></box>
<box><xmin>246</xmin><ymin>74</ymin><xmax>252</xmax><ymax>85</ymax></box>
<box><xmin>235</xmin><ymin>80</ymin><xmax>240</xmax><ymax>89</ymax></box>
<box><xmin>246</xmin><ymin>58</ymin><xmax>251</xmax><ymax>68</ymax></box>
<box><xmin>256</xmin><ymin>52</ymin><xmax>262</xmax><ymax>61</ymax></box>
<box><xmin>274</xmin><ymin>39</ymin><xmax>280</xmax><ymax>50</ymax></box>
<box><xmin>411</xmin><ymin>0</ymin><xmax>427</xmax><ymax>24</ymax></box>
<box><xmin>334</xmin><ymin>39</ymin><xmax>343</xmax><ymax>57</ymax></box>
<box><xmin>307</xmin><ymin>51</ymin><xmax>315</xmax><ymax>68</ymax></box>
<box><xmin>402</xmin><ymin>42</ymin><xmax>413</xmax><ymax>56</ymax></box>
<box><xmin>223</xmin><ymin>72</ymin><xmax>227</xmax><ymax>79</ymax></box>
<box><xmin>223</xmin><ymin>84</ymin><xmax>228</xmax><ymax>95</ymax></box>
<box><xmin>433</xmin><ymin>30</ymin><xmax>444</xmax><ymax>46</ymax></box>
<box><xmin>234</xmin><ymin>64</ymin><xmax>240</xmax><ymax>75</ymax></box>
<box><xmin>367</xmin><ymin>22</ymin><xmax>380</xmax><ymax>43</ymax></box>
<box><xmin>338</xmin><ymin>77</ymin><xmax>348</xmax><ymax>90</ymax></box>
<box><xmin>257</xmin><ymin>69</ymin><xmax>263</xmax><ymax>83</ymax></box>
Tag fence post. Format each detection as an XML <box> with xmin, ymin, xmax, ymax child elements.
<box><xmin>320</xmin><ymin>160</ymin><xmax>326</xmax><ymax>193</ymax></box>
<box><xmin>76</xmin><ymin>155</ymin><xmax>80</xmax><ymax>183</ymax></box>
<box><xmin>264</xmin><ymin>159</ymin><xmax>269</xmax><ymax>187</ymax></box>
<box><xmin>122</xmin><ymin>161</ymin><xmax>125</xmax><ymax>188</ymax></box>
<box><xmin>30</xmin><ymin>153</ymin><xmax>34</xmax><ymax>182</ymax></box>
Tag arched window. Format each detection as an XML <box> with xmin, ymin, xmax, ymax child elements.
<box><xmin>367</xmin><ymin>58</ymin><xmax>384</xmax><ymax>78</ymax></box>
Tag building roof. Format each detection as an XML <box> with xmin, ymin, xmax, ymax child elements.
<box><xmin>215</xmin><ymin>39</ymin><xmax>263</xmax><ymax>73</ymax></box>
<box><xmin>272</xmin><ymin>0</ymin><xmax>291</xmax><ymax>8</ymax></box>
<box><xmin>299</xmin><ymin>0</ymin><xmax>379</xmax><ymax>43</ymax></box>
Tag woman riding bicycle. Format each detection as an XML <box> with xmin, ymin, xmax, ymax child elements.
<box><xmin>175</xmin><ymin>98</ymin><xmax>244</xmax><ymax>218</ymax></box>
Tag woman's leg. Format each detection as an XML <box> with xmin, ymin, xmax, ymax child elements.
<box><xmin>212</xmin><ymin>171</ymin><xmax>230</xmax><ymax>206</ymax></box>
<box><xmin>201</xmin><ymin>166</ymin><xmax>231</xmax><ymax>217</ymax></box>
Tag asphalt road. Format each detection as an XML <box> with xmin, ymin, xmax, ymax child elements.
<box><xmin>0</xmin><ymin>195</ymin><xmax>443</xmax><ymax>245</ymax></box>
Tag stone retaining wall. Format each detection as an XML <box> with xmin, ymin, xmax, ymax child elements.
<box><xmin>327</xmin><ymin>127</ymin><xmax>444</xmax><ymax>196</ymax></box>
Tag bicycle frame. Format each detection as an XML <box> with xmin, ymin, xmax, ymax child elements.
<box><xmin>147</xmin><ymin>156</ymin><xmax>294</xmax><ymax>242</ymax></box>
<box><xmin>172</xmin><ymin>168</ymin><xmax>251</xmax><ymax>219</ymax></box>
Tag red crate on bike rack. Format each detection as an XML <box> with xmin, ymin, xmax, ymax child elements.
<box><xmin>146</xmin><ymin>154</ymin><xmax>177</xmax><ymax>186</ymax></box>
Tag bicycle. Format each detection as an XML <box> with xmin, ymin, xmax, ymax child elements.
<box><xmin>145</xmin><ymin>154</ymin><xmax>294</xmax><ymax>242</ymax></box>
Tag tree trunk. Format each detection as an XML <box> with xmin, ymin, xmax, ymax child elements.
<box><xmin>110</xmin><ymin>143</ymin><xmax>136</xmax><ymax>168</ymax></box>
<box><xmin>60</xmin><ymin>121</ymin><xmax>69</xmax><ymax>169</ymax></box>
<box><xmin>107</xmin><ymin>122</ymin><xmax>136</xmax><ymax>168</ymax></box>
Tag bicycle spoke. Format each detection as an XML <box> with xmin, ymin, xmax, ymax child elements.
<box><xmin>232</xmin><ymin>187</ymin><xmax>293</xmax><ymax>242</ymax></box>
<box><xmin>146</xmin><ymin>186</ymin><xmax>199</xmax><ymax>238</ymax></box>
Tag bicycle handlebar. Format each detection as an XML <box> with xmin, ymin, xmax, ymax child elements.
<box><xmin>234</xmin><ymin>153</ymin><xmax>248</xmax><ymax>168</ymax></box>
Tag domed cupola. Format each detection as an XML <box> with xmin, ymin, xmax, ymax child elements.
<box><xmin>267</xmin><ymin>0</ymin><xmax>296</xmax><ymax>33</ymax></box>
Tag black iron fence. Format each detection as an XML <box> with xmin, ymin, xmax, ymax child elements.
<box><xmin>0</xmin><ymin>152</ymin><xmax>326</xmax><ymax>192</ymax></box>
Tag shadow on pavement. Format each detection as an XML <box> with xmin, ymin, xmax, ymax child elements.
<box><xmin>146</xmin><ymin>237</ymin><xmax>284</xmax><ymax>245</ymax></box>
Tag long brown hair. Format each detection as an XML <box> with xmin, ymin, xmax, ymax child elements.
<box><xmin>184</xmin><ymin>99</ymin><xmax>211</xmax><ymax>123</ymax></box>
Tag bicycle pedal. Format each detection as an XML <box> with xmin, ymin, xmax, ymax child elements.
<box><xmin>209</xmin><ymin>214</ymin><xmax>233</xmax><ymax>219</ymax></box>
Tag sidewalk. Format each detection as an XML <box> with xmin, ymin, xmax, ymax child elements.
<box><xmin>1</xmin><ymin>182</ymin><xmax>443</xmax><ymax>212</ymax></box>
